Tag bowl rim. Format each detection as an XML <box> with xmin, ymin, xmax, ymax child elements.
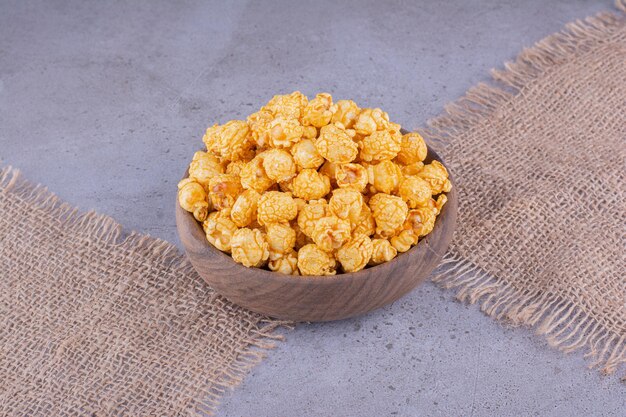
<box><xmin>177</xmin><ymin>136</ymin><xmax>455</xmax><ymax>285</ymax></box>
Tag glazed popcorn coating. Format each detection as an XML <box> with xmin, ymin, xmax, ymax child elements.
<box><xmin>336</xmin><ymin>235</ymin><xmax>373</xmax><ymax>273</ymax></box>
<box><xmin>291</xmin><ymin>139</ymin><xmax>324</xmax><ymax>170</ymax></box>
<box><xmin>417</xmin><ymin>160</ymin><xmax>452</xmax><ymax>194</ymax></box>
<box><xmin>292</xmin><ymin>169</ymin><xmax>331</xmax><ymax>200</ymax></box>
<box><xmin>231</xmin><ymin>228</ymin><xmax>270</xmax><ymax>268</ymax></box>
<box><xmin>330</xmin><ymin>99</ymin><xmax>360</xmax><ymax>128</ymax></box>
<box><xmin>177</xmin><ymin>178</ymin><xmax>210</xmax><ymax>222</ymax></box>
<box><xmin>398</xmin><ymin>175</ymin><xmax>432</xmax><ymax>208</ymax></box>
<box><xmin>396</xmin><ymin>132</ymin><xmax>428</xmax><ymax>165</ymax></box>
<box><xmin>240</xmin><ymin>155</ymin><xmax>274</xmax><ymax>193</ymax></box>
<box><xmin>359</xmin><ymin>130</ymin><xmax>401</xmax><ymax>162</ymax></box>
<box><xmin>261</xmin><ymin>149</ymin><xmax>296</xmax><ymax>182</ymax></box>
<box><xmin>268</xmin><ymin>249</ymin><xmax>299</xmax><ymax>275</ymax></box>
<box><xmin>369</xmin><ymin>193</ymin><xmax>409</xmax><ymax>237</ymax></box>
<box><xmin>315</xmin><ymin>124</ymin><xmax>358</xmax><ymax>164</ymax></box>
<box><xmin>230</xmin><ymin>189</ymin><xmax>261</xmax><ymax>227</ymax></box>
<box><xmin>181</xmin><ymin>91</ymin><xmax>451</xmax><ymax>275</ymax></box>
<box><xmin>354</xmin><ymin>108</ymin><xmax>389</xmax><ymax>136</ymax></box>
<box><xmin>302</xmin><ymin>93</ymin><xmax>333</xmax><ymax>128</ymax></box>
<box><xmin>203</xmin><ymin>211</ymin><xmax>238</xmax><ymax>252</ymax></box>
<box><xmin>297</xmin><ymin>244</ymin><xmax>336</xmax><ymax>276</ymax></box>
<box><xmin>335</xmin><ymin>163</ymin><xmax>368</xmax><ymax>192</ymax></box>
<box><xmin>297</xmin><ymin>199</ymin><xmax>330</xmax><ymax>238</ymax></box>
<box><xmin>369</xmin><ymin>239</ymin><xmax>397</xmax><ymax>265</ymax></box>
<box><xmin>367</xmin><ymin>160</ymin><xmax>403</xmax><ymax>194</ymax></box>
<box><xmin>266</xmin><ymin>222</ymin><xmax>296</xmax><ymax>254</ymax></box>
<box><xmin>257</xmin><ymin>191</ymin><xmax>298</xmax><ymax>225</ymax></box>
<box><xmin>208</xmin><ymin>174</ymin><xmax>242</xmax><ymax>211</ymax></box>
<box><xmin>311</xmin><ymin>215</ymin><xmax>351</xmax><ymax>253</ymax></box>
<box><xmin>328</xmin><ymin>188</ymin><xmax>364</xmax><ymax>225</ymax></box>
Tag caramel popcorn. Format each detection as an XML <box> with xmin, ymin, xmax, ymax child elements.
<box><xmin>396</xmin><ymin>132</ymin><xmax>428</xmax><ymax>165</ymax></box>
<box><xmin>292</xmin><ymin>169</ymin><xmax>331</xmax><ymax>200</ymax></box>
<box><xmin>291</xmin><ymin>139</ymin><xmax>324</xmax><ymax>170</ymax></box>
<box><xmin>203</xmin><ymin>211</ymin><xmax>238</xmax><ymax>252</ymax></box>
<box><xmin>369</xmin><ymin>239</ymin><xmax>397</xmax><ymax>265</ymax></box>
<box><xmin>369</xmin><ymin>193</ymin><xmax>408</xmax><ymax>237</ymax></box>
<box><xmin>417</xmin><ymin>160</ymin><xmax>452</xmax><ymax>194</ymax></box>
<box><xmin>180</xmin><ymin>91</ymin><xmax>451</xmax><ymax>275</ymax></box>
<box><xmin>208</xmin><ymin>174</ymin><xmax>242</xmax><ymax>211</ymax></box>
<box><xmin>302</xmin><ymin>93</ymin><xmax>333</xmax><ymax>128</ymax></box>
<box><xmin>328</xmin><ymin>188</ymin><xmax>363</xmax><ymax>225</ymax></box>
<box><xmin>336</xmin><ymin>235</ymin><xmax>373</xmax><ymax>273</ymax></box>
<box><xmin>311</xmin><ymin>215</ymin><xmax>351</xmax><ymax>252</ymax></box>
<box><xmin>261</xmin><ymin>148</ymin><xmax>296</xmax><ymax>182</ymax></box>
<box><xmin>231</xmin><ymin>228</ymin><xmax>270</xmax><ymax>267</ymax></box>
<box><xmin>257</xmin><ymin>191</ymin><xmax>298</xmax><ymax>225</ymax></box>
<box><xmin>297</xmin><ymin>244</ymin><xmax>336</xmax><ymax>276</ymax></box>
<box><xmin>178</xmin><ymin>178</ymin><xmax>210</xmax><ymax>222</ymax></box>
<box><xmin>366</xmin><ymin>160</ymin><xmax>402</xmax><ymax>194</ymax></box>
<box><xmin>230</xmin><ymin>189</ymin><xmax>261</xmax><ymax>227</ymax></box>
<box><xmin>315</xmin><ymin>124</ymin><xmax>358</xmax><ymax>164</ymax></box>
<box><xmin>359</xmin><ymin>130</ymin><xmax>401</xmax><ymax>162</ymax></box>
<box><xmin>335</xmin><ymin>163</ymin><xmax>368</xmax><ymax>192</ymax></box>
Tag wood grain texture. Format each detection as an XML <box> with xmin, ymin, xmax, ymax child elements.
<box><xmin>176</xmin><ymin>139</ymin><xmax>458</xmax><ymax>322</ymax></box>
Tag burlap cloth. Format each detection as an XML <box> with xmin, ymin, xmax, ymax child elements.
<box><xmin>0</xmin><ymin>166</ymin><xmax>287</xmax><ymax>415</ymax></box>
<box><xmin>427</xmin><ymin>2</ymin><xmax>626</xmax><ymax>377</ymax></box>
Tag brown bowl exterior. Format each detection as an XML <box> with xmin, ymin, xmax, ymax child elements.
<box><xmin>176</xmin><ymin>142</ymin><xmax>457</xmax><ymax>322</ymax></box>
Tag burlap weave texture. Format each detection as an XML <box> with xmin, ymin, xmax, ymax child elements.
<box><xmin>427</xmin><ymin>4</ymin><xmax>626</xmax><ymax>376</ymax></box>
<box><xmin>0</xmin><ymin>167</ymin><xmax>285</xmax><ymax>416</ymax></box>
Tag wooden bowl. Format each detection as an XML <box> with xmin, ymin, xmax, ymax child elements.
<box><xmin>176</xmin><ymin>141</ymin><xmax>457</xmax><ymax>322</ymax></box>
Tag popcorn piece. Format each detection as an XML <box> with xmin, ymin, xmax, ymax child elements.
<box><xmin>336</xmin><ymin>235</ymin><xmax>373</xmax><ymax>273</ymax></box>
<box><xmin>177</xmin><ymin>178</ymin><xmax>210</xmax><ymax>222</ymax></box>
<box><xmin>315</xmin><ymin>124</ymin><xmax>358</xmax><ymax>164</ymax></box>
<box><xmin>203</xmin><ymin>120</ymin><xmax>253</xmax><ymax>162</ymax></box>
<box><xmin>302</xmin><ymin>125</ymin><xmax>318</xmax><ymax>139</ymax></box>
<box><xmin>208</xmin><ymin>174</ymin><xmax>243</xmax><ymax>211</ymax></box>
<box><xmin>267</xmin><ymin>116</ymin><xmax>304</xmax><ymax>148</ymax></box>
<box><xmin>359</xmin><ymin>130</ymin><xmax>401</xmax><ymax>162</ymax></box>
<box><xmin>354</xmin><ymin>108</ymin><xmax>389</xmax><ymax>136</ymax></box>
<box><xmin>330</xmin><ymin>99</ymin><xmax>360</xmax><ymax>128</ymax></box>
<box><xmin>352</xmin><ymin>203</ymin><xmax>376</xmax><ymax>237</ymax></box>
<box><xmin>366</xmin><ymin>160</ymin><xmax>403</xmax><ymax>194</ymax></box>
<box><xmin>435</xmin><ymin>194</ymin><xmax>447</xmax><ymax>214</ymax></box>
<box><xmin>297</xmin><ymin>244</ymin><xmax>336</xmax><ymax>276</ymax></box>
<box><xmin>396</xmin><ymin>132</ymin><xmax>428</xmax><ymax>165</ymax></box>
<box><xmin>297</xmin><ymin>199</ymin><xmax>330</xmax><ymax>238</ymax></box>
<box><xmin>369</xmin><ymin>239</ymin><xmax>397</xmax><ymax>265</ymax></box>
<box><xmin>268</xmin><ymin>249</ymin><xmax>299</xmax><ymax>275</ymax></box>
<box><xmin>203</xmin><ymin>211</ymin><xmax>238</xmax><ymax>252</ymax></box>
<box><xmin>266</xmin><ymin>222</ymin><xmax>296</xmax><ymax>254</ymax></box>
<box><xmin>390</xmin><ymin>229</ymin><xmax>418</xmax><ymax>253</ymax></box>
<box><xmin>231</xmin><ymin>228</ymin><xmax>270</xmax><ymax>267</ymax></box>
<box><xmin>401</xmin><ymin>161</ymin><xmax>424</xmax><ymax>176</ymax></box>
<box><xmin>225</xmin><ymin>160</ymin><xmax>246</xmax><ymax>177</ymax></box>
<box><xmin>302</xmin><ymin>93</ymin><xmax>333</xmax><ymax>128</ymax></box>
<box><xmin>369</xmin><ymin>193</ymin><xmax>408</xmax><ymax>237</ymax></box>
<box><xmin>417</xmin><ymin>160</ymin><xmax>452</xmax><ymax>194</ymax></box>
<box><xmin>335</xmin><ymin>163</ymin><xmax>368</xmax><ymax>192</ymax></box>
<box><xmin>247</xmin><ymin>109</ymin><xmax>273</xmax><ymax>148</ymax></box>
<box><xmin>405</xmin><ymin>206</ymin><xmax>437</xmax><ymax>237</ymax></box>
<box><xmin>261</xmin><ymin>148</ymin><xmax>296</xmax><ymax>182</ymax></box>
<box><xmin>257</xmin><ymin>191</ymin><xmax>298</xmax><ymax>225</ymax></box>
<box><xmin>264</xmin><ymin>91</ymin><xmax>308</xmax><ymax>120</ymax></box>
<box><xmin>291</xmin><ymin>138</ymin><xmax>324</xmax><ymax>170</ymax></box>
<box><xmin>311</xmin><ymin>215</ymin><xmax>351</xmax><ymax>252</ymax></box>
<box><xmin>292</xmin><ymin>169</ymin><xmax>331</xmax><ymax>200</ymax></box>
<box><xmin>398</xmin><ymin>175</ymin><xmax>432</xmax><ymax>208</ymax></box>
<box><xmin>230</xmin><ymin>189</ymin><xmax>261</xmax><ymax>227</ymax></box>
<box><xmin>188</xmin><ymin>151</ymin><xmax>224</xmax><ymax>186</ymax></box>
<box><xmin>328</xmin><ymin>188</ymin><xmax>364</xmax><ymax>225</ymax></box>
<box><xmin>319</xmin><ymin>161</ymin><xmax>339</xmax><ymax>187</ymax></box>
<box><xmin>240</xmin><ymin>155</ymin><xmax>274</xmax><ymax>193</ymax></box>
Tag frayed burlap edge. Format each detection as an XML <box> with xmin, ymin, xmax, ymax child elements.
<box><xmin>0</xmin><ymin>165</ymin><xmax>292</xmax><ymax>415</ymax></box>
<box><xmin>423</xmin><ymin>2</ymin><xmax>626</xmax><ymax>379</ymax></box>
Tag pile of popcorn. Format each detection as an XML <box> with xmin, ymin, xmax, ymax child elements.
<box><xmin>178</xmin><ymin>92</ymin><xmax>451</xmax><ymax>276</ymax></box>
